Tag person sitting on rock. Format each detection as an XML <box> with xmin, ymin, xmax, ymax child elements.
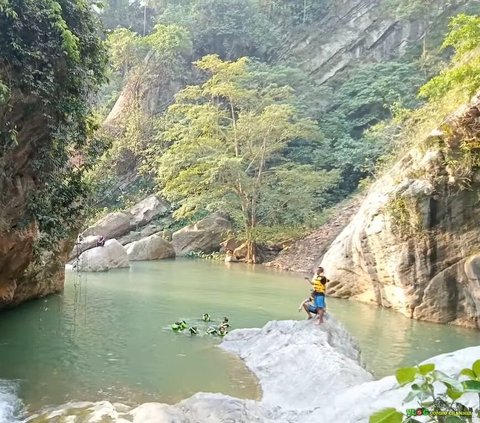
<box><xmin>304</xmin><ymin>266</ymin><xmax>327</xmax><ymax>325</ymax></box>
<box><xmin>96</xmin><ymin>235</ymin><xmax>106</xmax><ymax>247</ymax></box>
<box><xmin>298</xmin><ymin>294</ymin><xmax>317</xmax><ymax>319</ymax></box>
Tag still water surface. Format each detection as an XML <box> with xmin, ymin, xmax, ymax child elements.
<box><xmin>0</xmin><ymin>259</ymin><xmax>479</xmax><ymax>414</ymax></box>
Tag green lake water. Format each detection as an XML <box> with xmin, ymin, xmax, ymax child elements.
<box><xmin>0</xmin><ymin>259</ymin><xmax>479</xmax><ymax>416</ymax></box>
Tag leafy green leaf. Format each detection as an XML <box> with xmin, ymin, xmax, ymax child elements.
<box><xmin>445</xmin><ymin>417</ymin><xmax>464</xmax><ymax>423</ymax></box>
<box><xmin>446</xmin><ymin>386</ymin><xmax>463</xmax><ymax>400</ymax></box>
<box><xmin>462</xmin><ymin>380</ymin><xmax>480</xmax><ymax>392</ymax></box>
<box><xmin>369</xmin><ymin>408</ymin><xmax>403</xmax><ymax>423</ymax></box>
<box><xmin>403</xmin><ymin>390</ymin><xmax>420</xmax><ymax>403</ymax></box>
<box><xmin>434</xmin><ymin>370</ymin><xmax>463</xmax><ymax>392</ymax></box>
<box><xmin>461</xmin><ymin>368</ymin><xmax>476</xmax><ymax>379</ymax></box>
<box><xmin>396</xmin><ymin>367</ymin><xmax>417</xmax><ymax>386</ymax></box>
<box><xmin>472</xmin><ymin>360</ymin><xmax>480</xmax><ymax>378</ymax></box>
<box><xmin>418</xmin><ymin>363</ymin><xmax>435</xmax><ymax>375</ymax></box>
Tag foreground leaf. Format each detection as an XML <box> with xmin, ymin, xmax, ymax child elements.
<box><xmin>472</xmin><ymin>360</ymin><xmax>480</xmax><ymax>378</ymax></box>
<box><xmin>369</xmin><ymin>408</ymin><xmax>403</xmax><ymax>423</ymax></box>
<box><xmin>418</xmin><ymin>363</ymin><xmax>435</xmax><ymax>375</ymax></box>
<box><xmin>446</xmin><ymin>386</ymin><xmax>463</xmax><ymax>400</ymax></box>
<box><xmin>462</xmin><ymin>380</ymin><xmax>480</xmax><ymax>392</ymax></box>
<box><xmin>434</xmin><ymin>370</ymin><xmax>463</xmax><ymax>392</ymax></box>
<box><xmin>396</xmin><ymin>367</ymin><xmax>417</xmax><ymax>386</ymax></box>
<box><xmin>461</xmin><ymin>368</ymin><xmax>476</xmax><ymax>379</ymax></box>
<box><xmin>403</xmin><ymin>390</ymin><xmax>420</xmax><ymax>403</ymax></box>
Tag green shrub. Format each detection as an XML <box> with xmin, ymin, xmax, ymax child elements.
<box><xmin>370</xmin><ymin>360</ymin><xmax>480</xmax><ymax>423</ymax></box>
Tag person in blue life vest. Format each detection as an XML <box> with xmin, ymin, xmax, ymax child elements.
<box><xmin>304</xmin><ymin>266</ymin><xmax>327</xmax><ymax>325</ymax></box>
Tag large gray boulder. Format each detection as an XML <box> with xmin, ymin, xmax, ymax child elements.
<box><xmin>221</xmin><ymin>319</ymin><xmax>373</xmax><ymax>411</ymax></box>
<box><xmin>117</xmin><ymin>223</ymin><xmax>164</xmax><ymax>246</ymax></box>
<box><xmin>75</xmin><ymin>239</ymin><xmax>129</xmax><ymax>272</ymax></box>
<box><xmin>127</xmin><ymin>195</ymin><xmax>170</xmax><ymax>229</ymax></box>
<box><xmin>172</xmin><ymin>212</ymin><xmax>232</xmax><ymax>256</ymax></box>
<box><xmin>125</xmin><ymin>234</ymin><xmax>175</xmax><ymax>261</ymax></box>
<box><xmin>82</xmin><ymin>212</ymin><xmax>131</xmax><ymax>239</ymax></box>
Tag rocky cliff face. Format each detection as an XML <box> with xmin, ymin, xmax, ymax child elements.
<box><xmin>0</xmin><ymin>110</ymin><xmax>72</xmax><ymax>309</ymax></box>
<box><xmin>280</xmin><ymin>0</ymin><xmax>472</xmax><ymax>86</ymax></box>
<box><xmin>106</xmin><ymin>0</ymin><xmax>475</xmax><ymax>124</ymax></box>
<box><xmin>321</xmin><ymin>96</ymin><xmax>480</xmax><ymax>328</ymax></box>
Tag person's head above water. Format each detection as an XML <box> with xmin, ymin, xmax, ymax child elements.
<box><xmin>316</xmin><ymin>266</ymin><xmax>324</xmax><ymax>274</ymax></box>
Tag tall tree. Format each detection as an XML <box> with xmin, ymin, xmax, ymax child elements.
<box><xmin>145</xmin><ymin>55</ymin><xmax>338</xmax><ymax>262</ymax></box>
<box><xmin>106</xmin><ymin>28</ymin><xmax>142</xmax><ymax>77</ymax></box>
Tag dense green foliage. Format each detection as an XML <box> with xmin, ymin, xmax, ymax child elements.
<box><xmin>370</xmin><ymin>361</ymin><xmax>480</xmax><ymax>422</ymax></box>
<box><xmin>143</xmin><ymin>55</ymin><xmax>339</xmax><ymax>259</ymax></box>
<box><xmin>0</xmin><ymin>0</ymin><xmax>106</xmax><ymax>250</ymax></box>
<box><xmin>91</xmin><ymin>0</ymin><xmax>480</xmax><ymax>245</ymax></box>
<box><xmin>420</xmin><ymin>14</ymin><xmax>480</xmax><ymax>99</ymax></box>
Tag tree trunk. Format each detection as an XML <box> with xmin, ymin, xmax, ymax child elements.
<box><xmin>246</xmin><ymin>238</ymin><xmax>258</xmax><ymax>264</ymax></box>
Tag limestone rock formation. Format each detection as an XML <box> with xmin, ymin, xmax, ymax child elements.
<box><xmin>117</xmin><ymin>223</ymin><xmax>164</xmax><ymax>246</ymax></box>
<box><xmin>82</xmin><ymin>212</ymin><xmax>131</xmax><ymax>239</ymax></box>
<box><xmin>221</xmin><ymin>320</ymin><xmax>373</xmax><ymax>411</ymax></box>
<box><xmin>172</xmin><ymin>212</ymin><xmax>232</xmax><ymax>255</ymax></box>
<box><xmin>321</xmin><ymin>97</ymin><xmax>480</xmax><ymax>328</ymax></box>
<box><xmin>75</xmin><ymin>239</ymin><xmax>129</xmax><ymax>272</ymax></box>
<box><xmin>127</xmin><ymin>194</ymin><xmax>170</xmax><ymax>229</ymax></box>
<box><xmin>281</xmin><ymin>0</ymin><xmax>471</xmax><ymax>86</ymax></box>
<box><xmin>125</xmin><ymin>234</ymin><xmax>175</xmax><ymax>261</ymax></box>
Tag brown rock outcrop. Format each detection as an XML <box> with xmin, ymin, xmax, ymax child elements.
<box><xmin>264</xmin><ymin>198</ymin><xmax>362</xmax><ymax>273</ymax></box>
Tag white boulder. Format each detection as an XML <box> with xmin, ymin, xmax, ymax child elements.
<box><xmin>76</xmin><ymin>239</ymin><xmax>129</xmax><ymax>272</ymax></box>
<box><xmin>172</xmin><ymin>212</ymin><xmax>232</xmax><ymax>256</ymax></box>
<box><xmin>125</xmin><ymin>234</ymin><xmax>175</xmax><ymax>261</ymax></box>
<box><xmin>82</xmin><ymin>212</ymin><xmax>131</xmax><ymax>239</ymax></box>
<box><xmin>128</xmin><ymin>195</ymin><xmax>170</xmax><ymax>229</ymax></box>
